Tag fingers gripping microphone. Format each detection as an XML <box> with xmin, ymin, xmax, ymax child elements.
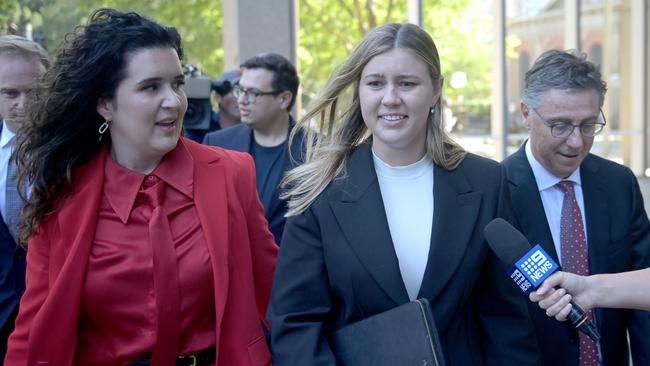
<box><xmin>483</xmin><ymin>218</ymin><xmax>600</xmax><ymax>342</ymax></box>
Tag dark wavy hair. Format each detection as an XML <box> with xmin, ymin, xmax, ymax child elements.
<box><xmin>15</xmin><ymin>8</ymin><xmax>183</xmax><ymax>244</ymax></box>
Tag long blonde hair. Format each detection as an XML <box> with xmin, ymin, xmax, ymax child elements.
<box><xmin>284</xmin><ymin>23</ymin><xmax>466</xmax><ymax>216</ymax></box>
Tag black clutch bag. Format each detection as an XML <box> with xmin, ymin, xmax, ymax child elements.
<box><xmin>329</xmin><ymin>298</ymin><xmax>446</xmax><ymax>366</ymax></box>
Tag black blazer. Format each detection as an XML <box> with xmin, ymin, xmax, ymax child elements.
<box><xmin>0</xmin><ymin>207</ymin><xmax>22</xmax><ymax>361</ymax></box>
<box><xmin>268</xmin><ymin>143</ymin><xmax>540</xmax><ymax>366</ymax></box>
<box><xmin>0</xmin><ymin>123</ymin><xmax>25</xmax><ymax>353</ymax></box>
<box><xmin>503</xmin><ymin>144</ymin><xmax>650</xmax><ymax>366</ymax></box>
<box><xmin>202</xmin><ymin>119</ymin><xmax>304</xmax><ymax>244</ymax></box>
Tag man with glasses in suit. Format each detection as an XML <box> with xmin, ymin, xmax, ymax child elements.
<box><xmin>503</xmin><ymin>49</ymin><xmax>650</xmax><ymax>366</ymax></box>
<box><xmin>203</xmin><ymin>53</ymin><xmax>302</xmax><ymax>245</ymax></box>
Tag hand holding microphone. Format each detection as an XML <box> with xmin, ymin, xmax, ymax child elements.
<box><xmin>529</xmin><ymin>271</ymin><xmax>593</xmax><ymax>322</ymax></box>
<box><xmin>483</xmin><ymin>218</ymin><xmax>600</xmax><ymax>342</ymax></box>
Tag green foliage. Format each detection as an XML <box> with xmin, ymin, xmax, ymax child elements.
<box><xmin>297</xmin><ymin>0</ymin><xmax>510</xmax><ymax>122</ymax></box>
<box><xmin>298</xmin><ymin>0</ymin><xmax>408</xmax><ymax>103</ymax></box>
<box><xmin>2</xmin><ymin>0</ymin><xmax>223</xmax><ymax>77</ymax></box>
<box><xmin>0</xmin><ymin>0</ymin><xmax>46</xmax><ymax>37</ymax></box>
<box><xmin>423</xmin><ymin>0</ymin><xmax>491</xmax><ymax>107</ymax></box>
<box><xmin>4</xmin><ymin>0</ymin><xmax>512</xmax><ymax>122</ymax></box>
<box><xmin>76</xmin><ymin>0</ymin><xmax>224</xmax><ymax>77</ymax></box>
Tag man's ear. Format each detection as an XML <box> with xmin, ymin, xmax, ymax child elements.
<box><xmin>521</xmin><ymin>101</ymin><xmax>531</xmax><ymax>130</ymax></box>
<box><xmin>279</xmin><ymin>91</ymin><xmax>293</xmax><ymax>110</ymax></box>
<box><xmin>96</xmin><ymin>97</ymin><xmax>113</xmax><ymax>121</ymax></box>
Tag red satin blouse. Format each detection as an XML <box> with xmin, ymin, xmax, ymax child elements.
<box><xmin>74</xmin><ymin>144</ymin><xmax>216</xmax><ymax>365</ymax></box>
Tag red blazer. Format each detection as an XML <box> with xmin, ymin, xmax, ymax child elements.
<box><xmin>5</xmin><ymin>138</ymin><xmax>278</xmax><ymax>366</ymax></box>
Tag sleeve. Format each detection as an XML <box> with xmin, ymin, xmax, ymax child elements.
<box><xmin>624</xmin><ymin>172</ymin><xmax>650</xmax><ymax>365</ymax></box>
<box><xmin>5</xmin><ymin>222</ymin><xmax>52</xmax><ymax>366</ymax></box>
<box><xmin>266</xmin><ymin>205</ymin><xmax>338</xmax><ymax>366</ymax></box>
<box><xmin>627</xmin><ymin>171</ymin><xmax>650</xmax><ymax>270</ymax></box>
<box><xmin>240</xmin><ymin>153</ymin><xmax>279</xmax><ymax>329</ymax></box>
<box><xmin>475</xmin><ymin>165</ymin><xmax>541</xmax><ymax>366</ymax></box>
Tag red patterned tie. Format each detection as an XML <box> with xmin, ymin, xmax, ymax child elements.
<box><xmin>557</xmin><ymin>180</ymin><xmax>599</xmax><ymax>366</ymax></box>
<box><xmin>141</xmin><ymin>176</ymin><xmax>181</xmax><ymax>364</ymax></box>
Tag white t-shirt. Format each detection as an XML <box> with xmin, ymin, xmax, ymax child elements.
<box><xmin>373</xmin><ymin>151</ymin><xmax>434</xmax><ymax>301</ymax></box>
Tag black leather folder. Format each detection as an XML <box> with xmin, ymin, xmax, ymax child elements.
<box><xmin>329</xmin><ymin>298</ymin><xmax>446</xmax><ymax>366</ymax></box>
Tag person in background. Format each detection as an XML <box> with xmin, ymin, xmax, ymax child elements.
<box><xmin>0</xmin><ymin>34</ymin><xmax>49</xmax><ymax>364</ymax></box>
<box><xmin>211</xmin><ymin>69</ymin><xmax>242</xmax><ymax>130</ymax></box>
<box><xmin>184</xmin><ymin>69</ymin><xmax>241</xmax><ymax>143</ymax></box>
<box><xmin>503</xmin><ymin>49</ymin><xmax>650</xmax><ymax>366</ymax></box>
<box><xmin>267</xmin><ymin>23</ymin><xmax>539</xmax><ymax>365</ymax></box>
<box><xmin>5</xmin><ymin>8</ymin><xmax>277</xmax><ymax>366</ymax></box>
<box><xmin>203</xmin><ymin>53</ymin><xmax>304</xmax><ymax>244</ymax></box>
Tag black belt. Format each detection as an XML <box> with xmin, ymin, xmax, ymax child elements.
<box><xmin>128</xmin><ymin>347</ymin><xmax>216</xmax><ymax>366</ymax></box>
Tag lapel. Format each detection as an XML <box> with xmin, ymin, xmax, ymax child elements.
<box><xmin>329</xmin><ymin>144</ymin><xmax>409</xmax><ymax>305</ymax></box>
<box><xmin>185</xmin><ymin>139</ymin><xmax>230</xmax><ymax>348</ymax></box>
<box><xmin>287</xmin><ymin>120</ymin><xmax>305</xmax><ymax>164</ymax></box>
<box><xmin>265</xmin><ymin>121</ymin><xmax>306</xmax><ymax>220</ymax></box>
<box><xmin>506</xmin><ymin>145</ymin><xmax>560</xmax><ymax>262</ymax></box>
<box><xmin>329</xmin><ymin>144</ymin><xmax>483</xmax><ymax>305</ymax></box>
<box><xmin>238</xmin><ymin>125</ymin><xmax>253</xmax><ymax>152</ymax></box>
<box><xmin>580</xmin><ymin>155</ymin><xmax>609</xmax><ymax>272</ymax></box>
<box><xmin>29</xmin><ymin>149</ymin><xmax>106</xmax><ymax>365</ymax></box>
<box><xmin>417</xmin><ymin>159</ymin><xmax>482</xmax><ymax>300</ymax></box>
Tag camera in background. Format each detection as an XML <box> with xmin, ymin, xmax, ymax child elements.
<box><xmin>182</xmin><ymin>65</ymin><xmax>241</xmax><ymax>143</ymax></box>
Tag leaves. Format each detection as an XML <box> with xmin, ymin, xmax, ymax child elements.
<box><xmin>3</xmin><ymin>0</ymin><xmax>223</xmax><ymax>77</ymax></box>
<box><xmin>3</xmin><ymin>0</ymin><xmax>514</xmax><ymax>119</ymax></box>
<box><xmin>299</xmin><ymin>0</ymin><xmax>407</xmax><ymax>103</ymax></box>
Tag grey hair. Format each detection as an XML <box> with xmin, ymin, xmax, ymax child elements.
<box><xmin>522</xmin><ymin>49</ymin><xmax>606</xmax><ymax>109</ymax></box>
<box><xmin>0</xmin><ymin>35</ymin><xmax>50</xmax><ymax>69</ymax></box>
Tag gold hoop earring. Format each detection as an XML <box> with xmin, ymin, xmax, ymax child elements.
<box><xmin>98</xmin><ymin>120</ymin><xmax>109</xmax><ymax>142</ymax></box>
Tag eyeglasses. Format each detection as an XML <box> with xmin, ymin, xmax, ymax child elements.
<box><xmin>232</xmin><ymin>85</ymin><xmax>282</xmax><ymax>103</ymax></box>
<box><xmin>531</xmin><ymin>107</ymin><xmax>606</xmax><ymax>138</ymax></box>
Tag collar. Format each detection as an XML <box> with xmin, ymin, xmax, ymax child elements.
<box><xmin>0</xmin><ymin>122</ymin><xmax>16</xmax><ymax>149</ymax></box>
<box><xmin>525</xmin><ymin>139</ymin><xmax>581</xmax><ymax>191</ymax></box>
<box><xmin>372</xmin><ymin>148</ymin><xmax>433</xmax><ymax>179</ymax></box>
<box><xmin>104</xmin><ymin>140</ymin><xmax>195</xmax><ymax>223</ymax></box>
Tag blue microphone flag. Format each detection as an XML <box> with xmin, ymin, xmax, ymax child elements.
<box><xmin>507</xmin><ymin>244</ymin><xmax>560</xmax><ymax>294</ymax></box>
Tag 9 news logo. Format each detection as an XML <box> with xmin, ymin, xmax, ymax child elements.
<box><xmin>515</xmin><ymin>245</ymin><xmax>559</xmax><ymax>287</ymax></box>
<box><xmin>507</xmin><ymin>245</ymin><xmax>560</xmax><ymax>294</ymax></box>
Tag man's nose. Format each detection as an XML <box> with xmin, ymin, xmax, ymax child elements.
<box><xmin>14</xmin><ymin>93</ymin><xmax>28</xmax><ymax>110</ymax></box>
<box><xmin>565</xmin><ymin>126</ymin><xmax>584</xmax><ymax>148</ymax></box>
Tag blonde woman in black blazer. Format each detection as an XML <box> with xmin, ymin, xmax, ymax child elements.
<box><xmin>268</xmin><ymin>23</ymin><xmax>540</xmax><ymax>366</ymax></box>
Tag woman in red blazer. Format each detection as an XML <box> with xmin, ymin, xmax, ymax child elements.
<box><xmin>5</xmin><ymin>8</ymin><xmax>277</xmax><ymax>366</ymax></box>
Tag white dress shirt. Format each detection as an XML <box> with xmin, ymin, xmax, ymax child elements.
<box><xmin>0</xmin><ymin>123</ymin><xmax>16</xmax><ymax>222</ymax></box>
<box><xmin>525</xmin><ymin>141</ymin><xmax>588</xmax><ymax>265</ymax></box>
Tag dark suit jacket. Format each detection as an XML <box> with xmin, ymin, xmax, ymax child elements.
<box><xmin>268</xmin><ymin>143</ymin><xmax>540</xmax><ymax>366</ymax></box>
<box><xmin>503</xmin><ymin>144</ymin><xmax>650</xmax><ymax>366</ymax></box>
<box><xmin>0</xmin><ymin>122</ymin><xmax>25</xmax><ymax>332</ymax></box>
<box><xmin>0</xmin><ymin>214</ymin><xmax>22</xmax><ymax>329</ymax></box>
<box><xmin>202</xmin><ymin>119</ymin><xmax>305</xmax><ymax>244</ymax></box>
<box><xmin>5</xmin><ymin>138</ymin><xmax>278</xmax><ymax>366</ymax></box>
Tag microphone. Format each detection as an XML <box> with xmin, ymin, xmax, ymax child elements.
<box><xmin>483</xmin><ymin>218</ymin><xmax>600</xmax><ymax>342</ymax></box>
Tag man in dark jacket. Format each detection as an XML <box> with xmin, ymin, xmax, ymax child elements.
<box><xmin>203</xmin><ymin>53</ymin><xmax>302</xmax><ymax>244</ymax></box>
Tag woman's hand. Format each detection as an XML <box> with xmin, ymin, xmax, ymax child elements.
<box><xmin>529</xmin><ymin>271</ymin><xmax>592</xmax><ymax>321</ymax></box>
